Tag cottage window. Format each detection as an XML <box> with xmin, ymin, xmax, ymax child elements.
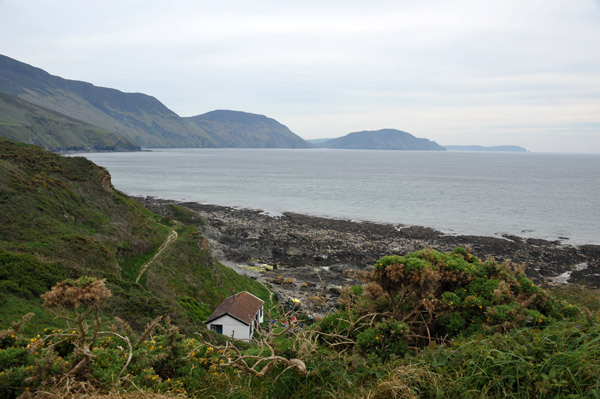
<box><xmin>210</xmin><ymin>324</ymin><xmax>223</xmax><ymax>334</ymax></box>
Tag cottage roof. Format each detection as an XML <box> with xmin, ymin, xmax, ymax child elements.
<box><xmin>206</xmin><ymin>291</ymin><xmax>264</xmax><ymax>325</ymax></box>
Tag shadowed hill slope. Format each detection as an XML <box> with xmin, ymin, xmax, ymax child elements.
<box><xmin>0</xmin><ymin>55</ymin><xmax>312</xmax><ymax>149</ymax></box>
<box><xmin>0</xmin><ymin>54</ymin><xmax>215</xmax><ymax>148</ymax></box>
<box><xmin>0</xmin><ymin>92</ymin><xmax>139</xmax><ymax>152</ymax></box>
<box><xmin>185</xmin><ymin>110</ymin><xmax>312</xmax><ymax>148</ymax></box>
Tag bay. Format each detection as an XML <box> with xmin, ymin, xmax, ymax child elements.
<box><xmin>78</xmin><ymin>149</ymin><xmax>600</xmax><ymax>245</ymax></box>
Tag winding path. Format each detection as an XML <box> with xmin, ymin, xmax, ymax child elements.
<box><xmin>135</xmin><ymin>229</ymin><xmax>178</xmax><ymax>283</ymax></box>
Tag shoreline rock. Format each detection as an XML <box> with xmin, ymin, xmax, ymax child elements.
<box><xmin>137</xmin><ymin>197</ymin><xmax>600</xmax><ymax>314</ymax></box>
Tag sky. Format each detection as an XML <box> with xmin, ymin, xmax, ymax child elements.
<box><xmin>1</xmin><ymin>0</ymin><xmax>600</xmax><ymax>152</ymax></box>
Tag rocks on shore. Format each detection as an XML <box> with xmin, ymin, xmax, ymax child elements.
<box><xmin>138</xmin><ymin>197</ymin><xmax>600</xmax><ymax>315</ymax></box>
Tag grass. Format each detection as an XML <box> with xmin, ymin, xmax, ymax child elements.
<box><xmin>0</xmin><ymin>296</ymin><xmax>67</xmax><ymax>337</ymax></box>
<box><xmin>548</xmin><ymin>285</ymin><xmax>600</xmax><ymax>314</ymax></box>
<box><xmin>142</xmin><ymin>223</ymin><xmax>272</xmax><ymax>331</ymax></box>
<box><xmin>399</xmin><ymin>319</ymin><xmax>600</xmax><ymax>398</ymax></box>
<box><xmin>0</xmin><ymin>139</ymin><xmax>273</xmax><ymax>335</ymax></box>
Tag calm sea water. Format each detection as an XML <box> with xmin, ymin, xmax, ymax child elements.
<box><xmin>78</xmin><ymin>149</ymin><xmax>600</xmax><ymax>245</ymax></box>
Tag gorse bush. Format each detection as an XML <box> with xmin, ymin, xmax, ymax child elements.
<box><xmin>356</xmin><ymin>319</ymin><xmax>409</xmax><ymax>362</ymax></box>
<box><xmin>373</xmin><ymin>248</ymin><xmax>579</xmax><ymax>337</ymax></box>
<box><xmin>318</xmin><ymin>248</ymin><xmax>580</xmax><ymax>355</ymax></box>
<box><xmin>1</xmin><ymin>250</ymin><xmax>599</xmax><ymax>399</ymax></box>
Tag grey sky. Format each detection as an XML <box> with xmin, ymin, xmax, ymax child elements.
<box><xmin>1</xmin><ymin>0</ymin><xmax>599</xmax><ymax>152</ymax></box>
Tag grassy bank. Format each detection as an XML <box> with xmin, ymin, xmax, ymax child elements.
<box><xmin>1</xmin><ymin>249</ymin><xmax>598</xmax><ymax>398</ymax></box>
<box><xmin>0</xmin><ymin>139</ymin><xmax>272</xmax><ymax>334</ymax></box>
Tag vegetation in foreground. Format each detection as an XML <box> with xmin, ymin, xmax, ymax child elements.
<box><xmin>1</xmin><ymin>249</ymin><xmax>598</xmax><ymax>399</ymax></box>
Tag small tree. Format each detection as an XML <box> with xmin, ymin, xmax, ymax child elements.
<box><xmin>41</xmin><ymin>276</ymin><xmax>132</xmax><ymax>382</ymax></box>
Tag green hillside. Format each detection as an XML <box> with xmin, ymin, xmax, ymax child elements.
<box><xmin>0</xmin><ymin>139</ymin><xmax>269</xmax><ymax>333</ymax></box>
<box><xmin>0</xmin><ymin>92</ymin><xmax>139</xmax><ymax>152</ymax></box>
<box><xmin>185</xmin><ymin>110</ymin><xmax>312</xmax><ymax>148</ymax></box>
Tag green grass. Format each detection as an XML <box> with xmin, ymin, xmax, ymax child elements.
<box><xmin>142</xmin><ymin>223</ymin><xmax>272</xmax><ymax>331</ymax></box>
<box><xmin>548</xmin><ymin>285</ymin><xmax>600</xmax><ymax>314</ymax></box>
<box><xmin>0</xmin><ymin>139</ymin><xmax>274</xmax><ymax>334</ymax></box>
<box><xmin>0</xmin><ymin>296</ymin><xmax>67</xmax><ymax>336</ymax></box>
<box><xmin>401</xmin><ymin>319</ymin><xmax>600</xmax><ymax>398</ymax></box>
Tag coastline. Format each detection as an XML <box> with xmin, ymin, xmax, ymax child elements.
<box><xmin>138</xmin><ymin>197</ymin><xmax>600</xmax><ymax>314</ymax></box>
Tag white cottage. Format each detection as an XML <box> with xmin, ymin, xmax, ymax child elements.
<box><xmin>205</xmin><ymin>291</ymin><xmax>264</xmax><ymax>341</ymax></box>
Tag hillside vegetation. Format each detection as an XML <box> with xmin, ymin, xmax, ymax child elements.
<box><xmin>1</xmin><ymin>247</ymin><xmax>598</xmax><ymax>398</ymax></box>
<box><xmin>0</xmin><ymin>139</ymin><xmax>269</xmax><ymax>336</ymax></box>
<box><xmin>0</xmin><ymin>93</ymin><xmax>139</xmax><ymax>152</ymax></box>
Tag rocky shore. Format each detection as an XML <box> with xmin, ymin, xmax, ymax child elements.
<box><xmin>139</xmin><ymin>197</ymin><xmax>600</xmax><ymax>315</ymax></box>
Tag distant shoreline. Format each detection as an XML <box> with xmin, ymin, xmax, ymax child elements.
<box><xmin>444</xmin><ymin>145</ymin><xmax>528</xmax><ymax>152</ymax></box>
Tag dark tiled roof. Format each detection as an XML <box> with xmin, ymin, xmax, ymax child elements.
<box><xmin>206</xmin><ymin>291</ymin><xmax>264</xmax><ymax>325</ymax></box>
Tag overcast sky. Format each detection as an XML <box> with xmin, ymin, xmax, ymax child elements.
<box><xmin>1</xmin><ymin>0</ymin><xmax>600</xmax><ymax>152</ymax></box>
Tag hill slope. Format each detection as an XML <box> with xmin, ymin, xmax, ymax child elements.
<box><xmin>0</xmin><ymin>138</ymin><xmax>269</xmax><ymax>332</ymax></box>
<box><xmin>0</xmin><ymin>54</ymin><xmax>216</xmax><ymax>148</ymax></box>
<box><xmin>321</xmin><ymin>129</ymin><xmax>446</xmax><ymax>150</ymax></box>
<box><xmin>0</xmin><ymin>92</ymin><xmax>139</xmax><ymax>152</ymax></box>
<box><xmin>0</xmin><ymin>55</ymin><xmax>313</xmax><ymax>149</ymax></box>
<box><xmin>184</xmin><ymin>110</ymin><xmax>311</xmax><ymax>148</ymax></box>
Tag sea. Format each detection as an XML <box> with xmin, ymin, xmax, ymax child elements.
<box><xmin>76</xmin><ymin>148</ymin><xmax>600</xmax><ymax>245</ymax></box>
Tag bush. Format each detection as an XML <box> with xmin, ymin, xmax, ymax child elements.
<box><xmin>368</xmin><ymin>248</ymin><xmax>579</xmax><ymax>342</ymax></box>
<box><xmin>315</xmin><ymin>248</ymin><xmax>584</xmax><ymax>362</ymax></box>
<box><xmin>356</xmin><ymin>320</ymin><xmax>409</xmax><ymax>362</ymax></box>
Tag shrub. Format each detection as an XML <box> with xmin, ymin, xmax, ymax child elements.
<box><xmin>316</xmin><ymin>248</ymin><xmax>584</xmax><ymax>360</ymax></box>
<box><xmin>368</xmin><ymin>248</ymin><xmax>580</xmax><ymax>342</ymax></box>
<box><xmin>356</xmin><ymin>320</ymin><xmax>409</xmax><ymax>362</ymax></box>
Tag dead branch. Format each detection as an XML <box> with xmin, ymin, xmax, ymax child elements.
<box><xmin>419</xmin><ymin>312</ymin><xmax>432</xmax><ymax>343</ymax></box>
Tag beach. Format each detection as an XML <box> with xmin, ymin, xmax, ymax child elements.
<box><xmin>139</xmin><ymin>197</ymin><xmax>600</xmax><ymax>314</ymax></box>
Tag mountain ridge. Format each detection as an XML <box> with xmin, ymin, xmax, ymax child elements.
<box><xmin>0</xmin><ymin>54</ymin><xmax>216</xmax><ymax>148</ymax></box>
<box><xmin>0</xmin><ymin>54</ymin><xmax>312</xmax><ymax>149</ymax></box>
<box><xmin>184</xmin><ymin>109</ymin><xmax>311</xmax><ymax>148</ymax></box>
